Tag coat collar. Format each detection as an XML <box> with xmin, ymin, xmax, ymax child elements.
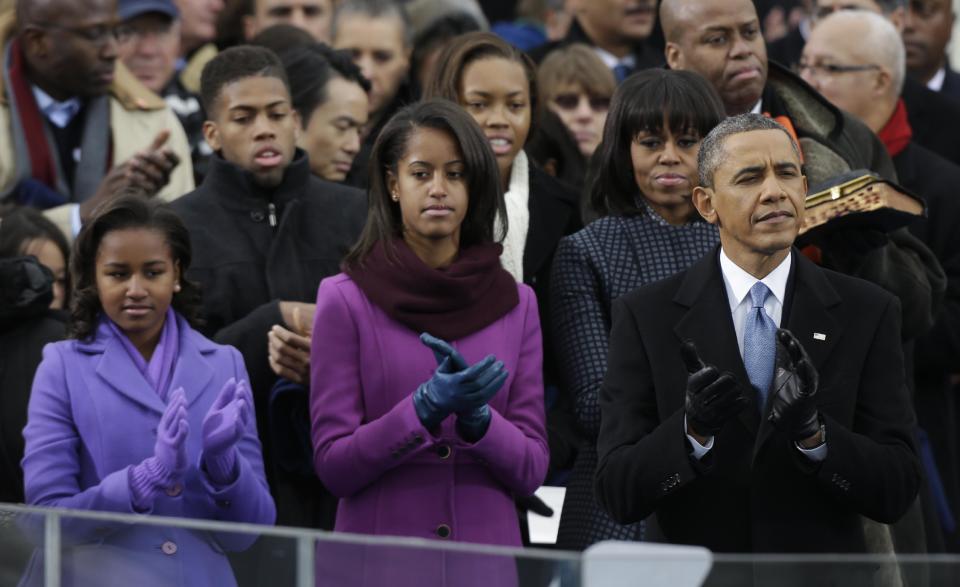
<box><xmin>76</xmin><ymin>313</ymin><xmax>215</xmax><ymax>413</ymax></box>
<box><xmin>202</xmin><ymin>148</ymin><xmax>312</xmax><ymax>212</ymax></box>
<box><xmin>523</xmin><ymin>164</ymin><xmax>579</xmax><ymax>281</ymax></box>
<box><xmin>672</xmin><ymin>247</ymin><xmax>842</xmax><ymax>445</ymax></box>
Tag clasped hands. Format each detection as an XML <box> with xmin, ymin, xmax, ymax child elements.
<box><xmin>683</xmin><ymin>329</ymin><xmax>821</xmax><ymax>446</ymax></box>
<box><xmin>268</xmin><ymin>302</ymin><xmax>315</xmax><ymax>383</ymax></box>
<box><xmin>151</xmin><ymin>378</ymin><xmax>252</xmax><ymax>489</ymax></box>
<box><xmin>413</xmin><ymin>333</ymin><xmax>509</xmax><ymax>441</ymax></box>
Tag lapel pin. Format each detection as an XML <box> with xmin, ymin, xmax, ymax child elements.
<box><xmin>813</xmin><ymin>333</ymin><xmax>827</xmax><ymax>341</ymax></box>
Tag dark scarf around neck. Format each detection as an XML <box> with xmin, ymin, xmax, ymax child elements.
<box><xmin>346</xmin><ymin>238</ymin><xmax>520</xmax><ymax>341</ymax></box>
<box><xmin>2</xmin><ymin>38</ymin><xmax>111</xmax><ymax>206</ymax></box>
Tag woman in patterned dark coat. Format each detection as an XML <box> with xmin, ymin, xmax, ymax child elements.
<box><xmin>551</xmin><ymin>69</ymin><xmax>726</xmax><ymax>550</ymax></box>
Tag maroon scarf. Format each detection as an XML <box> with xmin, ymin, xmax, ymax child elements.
<box><xmin>346</xmin><ymin>238</ymin><xmax>520</xmax><ymax>341</ymax></box>
<box><xmin>7</xmin><ymin>38</ymin><xmax>57</xmax><ymax>190</ymax></box>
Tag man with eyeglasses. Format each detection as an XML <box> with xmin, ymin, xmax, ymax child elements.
<box><xmin>903</xmin><ymin>0</ymin><xmax>960</xmax><ymax>100</ymax></box>
<box><xmin>811</xmin><ymin>0</ymin><xmax>960</xmax><ymax>168</ymax></box>
<box><xmin>803</xmin><ymin>8</ymin><xmax>960</xmax><ymax>558</ymax></box>
<box><xmin>117</xmin><ymin>0</ymin><xmax>210</xmax><ymax>183</ymax></box>
<box><xmin>0</xmin><ymin>0</ymin><xmax>193</xmax><ymax>241</ymax></box>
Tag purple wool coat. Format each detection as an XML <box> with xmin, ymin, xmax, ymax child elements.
<box><xmin>310</xmin><ymin>274</ymin><xmax>549</xmax><ymax>547</ymax></box>
<box><xmin>20</xmin><ymin>314</ymin><xmax>275</xmax><ymax>587</ymax></box>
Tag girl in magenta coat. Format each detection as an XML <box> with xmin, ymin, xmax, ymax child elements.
<box><xmin>310</xmin><ymin>100</ymin><xmax>549</xmax><ymax>585</ymax></box>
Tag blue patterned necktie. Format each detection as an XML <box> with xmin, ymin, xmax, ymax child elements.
<box><xmin>743</xmin><ymin>282</ymin><xmax>777</xmax><ymax>409</ymax></box>
<box><xmin>613</xmin><ymin>63</ymin><xmax>633</xmax><ymax>83</ymax></box>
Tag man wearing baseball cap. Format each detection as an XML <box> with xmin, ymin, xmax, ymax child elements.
<box><xmin>117</xmin><ymin>0</ymin><xmax>210</xmax><ymax>182</ymax></box>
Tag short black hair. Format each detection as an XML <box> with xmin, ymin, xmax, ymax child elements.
<box><xmin>590</xmin><ymin>69</ymin><xmax>726</xmax><ymax>217</ymax></box>
<box><xmin>200</xmin><ymin>45</ymin><xmax>291</xmax><ymax>117</ymax></box>
<box><xmin>344</xmin><ymin>98</ymin><xmax>505</xmax><ymax>268</ymax></box>
<box><xmin>69</xmin><ymin>191</ymin><xmax>203</xmax><ymax>340</ymax></box>
<box><xmin>281</xmin><ymin>42</ymin><xmax>371</xmax><ymax>127</ymax></box>
<box><xmin>248</xmin><ymin>23</ymin><xmax>315</xmax><ymax>55</ymax></box>
<box><xmin>698</xmin><ymin>113</ymin><xmax>800</xmax><ymax>189</ymax></box>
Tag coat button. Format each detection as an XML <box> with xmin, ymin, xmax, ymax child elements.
<box><xmin>435</xmin><ymin>524</ymin><xmax>451</xmax><ymax>539</ymax></box>
<box><xmin>161</xmin><ymin>541</ymin><xmax>178</xmax><ymax>555</ymax></box>
<box><xmin>250</xmin><ymin>210</ymin><xmax>265</xmax><ymax>222</ymax></box>
<box><xmin>165</xmin><ymin>483</ymin><xmax>183</xmax><ymax>497</ymax></box>
<box><xmin>437</xmin><ymin>444</ymin><xmax>451</xmax><ymax>459</ymax></box>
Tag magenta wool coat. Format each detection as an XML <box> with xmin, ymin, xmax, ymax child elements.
<box><xmin>310</xmin><ymin>274</ymin><xmax>549</xmax><ymax>547</ymax></box>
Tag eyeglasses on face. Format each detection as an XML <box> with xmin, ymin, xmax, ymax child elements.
<box><xmin>551</xmin><ymin>93</ymin><xmax>611</xmax><ymax>113</ymax></box>
<box><xmin>34</xmin><ymin>22</ymin><xmax>131</xmax><ymax>46</ymax></box>
<box><xmin>796</xmin><ymin>61</ymin><xmax>880</xmax><ymax>77</ymax></box>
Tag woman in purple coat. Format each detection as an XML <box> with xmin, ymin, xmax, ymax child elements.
<box><xmin>21</xmin><ymin>196</ymin><xmax>275</xmax><ymax>586</ymax></box>
<box><xmin>310</xmin><ymin>99</ymin><xmax>549</xmax><ymax>584</ymax></box>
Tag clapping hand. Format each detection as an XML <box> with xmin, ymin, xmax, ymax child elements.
<box><xmin>767</xmin><ymin>329</ymin><xmax>821</xmax><ymax>442</ymax></box>
<box><xmin>413</xmin><ymin>333</ymin><xmax>508</xmax><ymax>432</ymax></box>
<box><xmin>155</xmin><ymin>387</ymin><xmax>190</xmax><ymax>482</ymax></box>
<box><xmin>681</xmin><ymin>341</ymin><xmax>749</xmax><ymax>439</ymax></box>
<box><xmin>80</xmin><ymin>130</ymin><xmax>180</xmax><ymax>221</ymax></box>
<box><xmin>201</xmin><ymin>378</ymin><xmax>251</xmax><ymax>484</ymax></box>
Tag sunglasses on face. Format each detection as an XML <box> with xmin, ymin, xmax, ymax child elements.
<box><xmin>551</xmin><ymin>93</ymin><xmax>611</xmax><ymax>113</ymax></box>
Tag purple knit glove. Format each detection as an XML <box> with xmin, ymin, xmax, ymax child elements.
<box><xmin>129</xmin><ymin>388</ymin><xmax>189</xmax><ymax>511</ymax></box>
<box><xmin>201</xmin><ymin>378</ymin><xmax>251</xmax><ymax>485</ymax></box>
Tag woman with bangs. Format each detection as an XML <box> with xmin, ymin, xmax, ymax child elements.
<box><xmin>551</xmin><ymin>69</ymin><xmax>727</xmax><ymax>550</ymax></box>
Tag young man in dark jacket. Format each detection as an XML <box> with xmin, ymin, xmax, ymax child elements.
<box><xmin>171</xmin><ymin>46</ymin><xmax>366</xmax><ymax>530</ymax></box>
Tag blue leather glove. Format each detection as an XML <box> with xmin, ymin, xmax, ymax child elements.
<box><xmin>414</xmin><ymin>334</ymin><xmax>508</xmax><ymax>430</ymax></box>
<box><xmin>419</xmin><ymin>333</ymin><xmax>505</xmax><ymax>440</ymax></box>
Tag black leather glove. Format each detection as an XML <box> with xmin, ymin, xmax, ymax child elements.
<box><xmin>767</xmin><ymin>329</ymin><xmax>821</xmax><ymax>441</ymax></box>
<box><xmin>681</xmin><ymin>341</ymin><xmax>749</xmax><ymax>437</ymax></box>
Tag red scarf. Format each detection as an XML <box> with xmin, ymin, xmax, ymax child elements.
<box><xmin>346</xmin><ymin>238</ymin><xmax>519</xmax><ymax>341</ymax></box>
<box><xmin>7</xmin><ymin>39</ymin><xmax>57</xmax><ymax>189</ymax></box>
<box><xmin>878</xmin><ymin>99</ymin><xmax>913</xmax><ymax>158</ymax></box>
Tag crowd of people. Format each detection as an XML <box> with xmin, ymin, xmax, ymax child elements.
<box><xmin>1</xmin><ymin>0</ymin><xmax>960</xmax><ymax>585</ymax></box>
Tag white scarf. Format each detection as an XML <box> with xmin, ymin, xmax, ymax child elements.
<box><xmin>495</xmin><ymin>150</ymin><xmax>529</xmax><ymax>282</ymax></box>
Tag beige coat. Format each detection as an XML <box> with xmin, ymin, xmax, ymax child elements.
<box><xmin>0</xmin><ymin>11</ymin><xmax>194</xmax><ymax>240</ymax></box>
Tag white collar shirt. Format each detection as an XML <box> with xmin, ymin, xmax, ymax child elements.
<box><xmin>31</xmin><ymin>85</ymin><xmax>82</xmax><ymax>129</ymax></box>
<box><xmin>719</xmin><ymin>247</ymin><xmax>792</xmax><ymax>357</ymax></box>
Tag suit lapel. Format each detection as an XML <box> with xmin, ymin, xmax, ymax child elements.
<box><xmin>95</xmin><ymin>335</ymin><xmax>166</xmax><ymax>415</ymax></box>
<box><xmin>754</xmin><ymin>251</ymin><xmax>842</xmax><ymax>456</ymax></box>
<box><xmin>672</xmin><ymin>250</ymin><xmax>761</xmax><ymax>436</ymax></box>
<box><xmin>168</xmin><ymin>325</ymin><xmax>215</xmax><ymax>409</ymax></box>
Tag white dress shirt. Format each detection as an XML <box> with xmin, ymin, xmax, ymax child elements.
<box><xmin>592</xmin><ymin>46</ymin><xmax>636</xmax><ymax>78</ymax></box>
<box><xmin>31</xmin><ymin>85</ymin><xmax>82</xmax><ymax>129</ymax></box>
<box><xmin>31</xmin><ymin>85</ymin><xmax>86</xmax><ymax>236</ymax></box>
<box><xmin>927</xmin><ymin>67</ymin><xmax>947</xmax><ymax>92</ymax></box>
<box><xmin>686</xmin><ymin>249</ymin><xmax>826</xmax><ymax>461</ymax></box>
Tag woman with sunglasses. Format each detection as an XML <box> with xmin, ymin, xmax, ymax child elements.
<box><xmin>539</xmin><ymin>44</ymin><xmax>615</xmax><ymax>163</ymax></box>
<box><xmin>551</xmin><ymin>69</ymin><xmax>726</xmax><ymax>550</ymax></box>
